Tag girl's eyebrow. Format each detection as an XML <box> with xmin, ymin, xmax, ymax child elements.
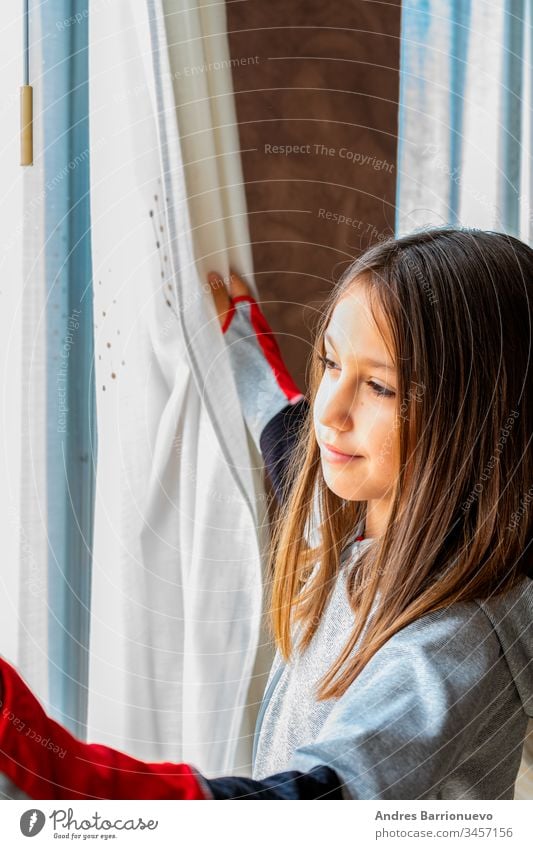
<box><xmin>324</xmin><ymin>330</ymin><xmax>394</xmax><ymax>371</ymax></box>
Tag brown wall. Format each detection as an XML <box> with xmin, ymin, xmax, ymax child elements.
<box><xmin>227</xmin><ymin>0</ymin><xmax>401</xmax><ymax>391</ymax></box>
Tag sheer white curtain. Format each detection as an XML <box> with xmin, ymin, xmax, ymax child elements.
<box><xmin>1</xmin><ymin>2</ymin><xmax>50</xmax><ymax>713</ymax></box>
<box><xmin>0</xmin><ymin>1</ymin><xmax>80</xmax><ymax>801</ymax></box>
<box><xmin>87</xmin><ymin>0</ymin><xmax>272</xmax><ymax>777</ymax></box>
<box><xmin>396</xmin><ymin>0</ymin><xmax>533</xmax><ymax>798</ymax></box>
<box><xmin>0</xmin><ymin>3</ymin><xmax>26</xmax><ymax>676</ymax></box>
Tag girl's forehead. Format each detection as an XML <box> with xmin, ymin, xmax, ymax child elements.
<box><xmin>328</xmin><ymin>288</ymin><xmax>392</xmax><ymax>352</ymax></box>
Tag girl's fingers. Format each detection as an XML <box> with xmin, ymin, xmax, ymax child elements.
<box><xmin>228</xmin><ymin>268</ymin><xmax>251</xmax><ymax>298</ymax></box>
<box><xmin>207</xmin><ymin>271</ymin><xmax>232</xmax><ymax>328</ymax></box>
<box><xmin>207</xmin><ymin>269</ymin><xmax>254</xmax><ymax>329</ymax></box>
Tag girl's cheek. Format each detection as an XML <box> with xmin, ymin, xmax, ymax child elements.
<box><xmin>359</xmin><ymin>405</ymin><xmax>395</xmax><ymax>464</ymax></box>
<box><xmin>312</xmin><ymin>381</ymin><xmax>328</xmax><ymax>428</ymax></box>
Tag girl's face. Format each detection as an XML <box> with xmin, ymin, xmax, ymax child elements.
<box><xmin>313</xmin><ymin>282</ymin><xmax>399</xmax><ymax>513</ymax></box>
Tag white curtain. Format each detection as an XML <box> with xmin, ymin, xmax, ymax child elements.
<box><xmin>0</xmin><ymin>2</ymin><xmax>49</xmax><ymax>710</ymax></box>
<box><xmin>1</xmin><ymin>0</ymin><xmax>99</xmax><ymax>799</ymax></box>
<box><xmin>87</xmin><ymin>0</ymin><xmax>273</xmax><ymax>777</ymax></box>
<box><xmin>396</xmin><ymin>0</ymin><xmax>533</xmax><ymax>799</ymax></box>
<box><xmin>0</xmin><ymin>3</ymin><xmax>28</xmax><ymax>677</ymax></box>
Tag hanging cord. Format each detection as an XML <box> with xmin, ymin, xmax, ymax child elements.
<box><xmin>20</xmin><ymin>0</ymin><xmax>33</xmax><ymax>165</ymax></box>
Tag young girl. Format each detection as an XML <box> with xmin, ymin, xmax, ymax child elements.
<box><xmin>1</xmin><ymin>226</ymin><xmax>532</xmax><ymax>800</ymax></box>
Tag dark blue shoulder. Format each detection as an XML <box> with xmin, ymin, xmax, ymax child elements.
<box><xmin>259</xmin><ymin>397</ymin><xmax>309</xmax><ymax>506</ymax></box>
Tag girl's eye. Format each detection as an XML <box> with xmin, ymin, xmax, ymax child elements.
<box><xmin>317</xmin><ymin>354</ymin><xmax>338</xmax><ymax>371</ymax></box>
<box><xmin>317</xmin><ymin>355</ymin><xmax>395</xmax><ymax>398</ymax></box>
<box><xmin>367</xmin><ymin>380</ymin><xmax>395</xmax><ymax>398</ymax></box>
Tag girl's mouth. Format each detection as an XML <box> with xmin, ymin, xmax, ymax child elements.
<box><xmin>320</xmin><ymin>442</ymin><xmax>363</xmax><ymax>463</ymax></box>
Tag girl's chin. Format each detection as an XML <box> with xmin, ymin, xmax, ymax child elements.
<box><xmin>323</xmin><ymin>475</ymin><xmax>369</xmax><ymax>502</ymax></box>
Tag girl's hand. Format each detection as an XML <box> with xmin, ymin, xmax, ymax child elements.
<box><xmin>206</xmin><ymin>269</ymin><xmax>305</xmax><ymax>451</ymax></box>
<box><xmin>207</xmin><ymin>268</ymin><xmax>250</xmax><ymax>330</ymax></box>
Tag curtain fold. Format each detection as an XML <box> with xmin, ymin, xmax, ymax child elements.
<box><xmin>396</xmin><ymin>0</ymin><xmax>533</xmax><ymax>798</ymax></box>
<box><xmin>87</xmin><ymin>0</ymin><xmax>272</xmax><ymax>777</ymax></box>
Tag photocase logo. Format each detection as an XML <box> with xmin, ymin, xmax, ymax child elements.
<box><xmin>20</xmin><ymin>809</ymin><xmax>46</xmax><ymax>837</ymax></box>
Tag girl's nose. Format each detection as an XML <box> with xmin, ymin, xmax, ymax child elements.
<box><xmin>319</xmin><ymin>383</ymin><xmax>355</xmax><ymax>433</ymax></box>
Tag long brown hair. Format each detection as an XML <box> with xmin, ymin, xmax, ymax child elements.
<box><xmin>265</xmin><ymin>226</ymin><xmax>532</xmax><ymax>701</ymax></box>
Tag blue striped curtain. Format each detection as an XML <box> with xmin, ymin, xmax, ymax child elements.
<box><xmin>40</xmin><ymin>0</ymin><xmax>95</xmax><ymax>738</ymax></box>
<box><xmin>395</xmin><ymin>0</ymin><xmax>530</xmax><ymax>239</ymax></box>
<box><xmin>499</xmin><ymin>0</ymin><xmax>526</xmax><ymax>236</ymax></box>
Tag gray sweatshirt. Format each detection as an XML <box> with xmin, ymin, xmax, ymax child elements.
<box><xmin>252</xmin><ymin>533</ymin><xmax>533</xmax><ymax>799</ymax></box>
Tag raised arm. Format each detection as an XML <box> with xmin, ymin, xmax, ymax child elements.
<box><xmin>208</xmin><ymin>270</ymin><xmax>307</xmax><ymax>507</ymax></box>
